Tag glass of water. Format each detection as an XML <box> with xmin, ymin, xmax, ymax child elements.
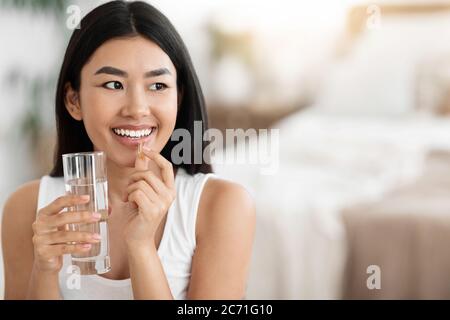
<box><xmin>62</xmin><ymin>151</ymin><xmax>111</xmax><ymax>275</ymax></box>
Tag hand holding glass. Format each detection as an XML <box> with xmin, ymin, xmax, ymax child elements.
<box><xmin>62</xmin><ymin>151</ymin><xmax>111</xmax><ymax>275</ymax></box>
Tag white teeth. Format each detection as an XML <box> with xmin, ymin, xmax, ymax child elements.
<box><xmin>113</xmin><ymin>128</ymin><xmax>154</xmax><ymax>138</ymax></box>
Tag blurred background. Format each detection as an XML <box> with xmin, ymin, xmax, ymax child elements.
<box><xmin>2</xmin><ymin>0</ymin><xmax>450</xmax><ymax>299</ymax></box>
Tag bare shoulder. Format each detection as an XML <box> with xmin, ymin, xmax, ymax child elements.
<box><xmin>2</xmin><ymin>179</ymin><xmax>41</xmax><ymax>299</ymax></box>
<box><xmin>196</xmin><ymin>177</ymin><xmax>256</xmax><ymax>242</ymax></box>
<box><xmin>188</xmin><ymin>177</ymin><xmax>256</xmax><ymax>298</ymax></box>
<box><xmin>2</xmin><ymin>179</ymin><xmax>41</xmax><ymax>246</ymax></box>
<box><xmin>2</xmin><ymin>179</ymin><xmax>41</xmax><ymax>226</ymax></box>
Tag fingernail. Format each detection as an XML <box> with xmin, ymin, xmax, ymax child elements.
<box><xmin>82</xmin><ymin>243</ymin><xmax>92</xmax><ymax>248</ymax></box>
<box><xmin>92</xmin><ymin>212</ymin><xmax>101</xmax><ymax>219</ymax></box>
<box><xmin>92</xmin><ymin>233</ymin><xmax>101</xmax><ymax>240</ymax></box>
<box><xmin>80</xmin><ymin>195</ymin><xmax>90</xmax><ymax>201</ymax></box>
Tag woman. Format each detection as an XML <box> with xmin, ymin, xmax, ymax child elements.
<box><xmin>2</xmin><ymin>0</ymin><xmax>255</xmax><ymax>300</ymax></box>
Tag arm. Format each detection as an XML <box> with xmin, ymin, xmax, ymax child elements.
<box><xmin>124</xmin><ymin>149</ymin><xmax>255</xmax><ymax>299</ymax></box>
<box><xmin>124</xmin><ymin>149</ymin><xmax>176</xmax><ymax>299</ymax></box>
<box><xmin>27</xmin><ymin>268</ymin><xmax>61</xmax><ymax>300</ymax></box>
<box><xmin>127</xmin><ymin>244</ymin><xmax>173</xmax><ymax>300</ymax></box>
<box><xmin>187</xmin><ymin>179</ymin><xmax>256</xmax><ymax>299</ymax></box>
<box><xmin>1</xmin><ymin>181</ymin><xmax>61</xmax><ymax>300</ymax></box>
<box><xmin>3</xmin><ymin>181</ymin><xmax>96</xmax><ymax>300</ymax></box>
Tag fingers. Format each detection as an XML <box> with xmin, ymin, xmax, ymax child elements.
<box><xmin>38</xmin><ymin>243</ymin><xmax>93</xmax><ymax>259</ymax></box>
<box><xmin>129</xmin><ymin>171</ymin><xmax>167</xmax><ymax>195</ymax></box>
<box><xmin>128</xmin><ymin>189</ymin><xmax>153</xmax><ymax>214</ymax></box>
<box><xmin>34</xmin><ymin>231</ymin><xmax>101</xmax><ymax>246</ymax></box>
<box><xmin>141</xmin><ymin>148</ymin><xmax>175</xmax><ymax>189</ymax></box>
<box><xmin>33</xmin><ymin>210</ymin><xmax>101</xmax><ymax>235</ymax></box>
<box><xmin>128</xmin><ymin>171</ymin><xmax>175</xmax><ymax>204</ymax></box>
<box><xmin>39</xmin><ymin>195</ymin><xmax>90</xmax><ymax>217</ymax></box>
<box><xmin>41</xmin><ymin>211</ymin><xmax>101</xmax><ymax>229</ymax></box>
<box><xmin>32</xmin><ymin>195</ymin><xmax>102</xmax><ymax>265</ymax></box>
<box><xmin>126</xmin><ymin>180</ymin><xmax>159</xmax><ymax>203</ymax></box>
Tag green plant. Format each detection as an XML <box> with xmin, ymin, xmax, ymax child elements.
<box><xmin>1</xmin><ymin>0</ymin><xmax>68</xmax><ymax>174</ymax></box>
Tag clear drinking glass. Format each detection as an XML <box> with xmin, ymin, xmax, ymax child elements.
<box><xmin>62</xmin><ymin>151</ymin><xmax>111</xmax><ymax>275</ymax></box>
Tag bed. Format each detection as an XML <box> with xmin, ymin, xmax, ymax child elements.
<box><xmin>213</xmin><ymin>109</ymin><xmax>450</xmax><ymax>299</ymax></box>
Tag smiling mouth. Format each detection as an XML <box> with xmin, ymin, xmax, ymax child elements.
<box><xmin>112</xmin><ymin>127</ymin><xmax>156</xmax><ymax>139</ymax></box>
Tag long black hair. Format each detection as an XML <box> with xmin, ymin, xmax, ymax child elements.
<box><xmin>50</xmin><ymin>0</ymin><xmax>212</xmax><ymax>177</ymax></box>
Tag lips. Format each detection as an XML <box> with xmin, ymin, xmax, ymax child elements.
<box><xmin>112</xmin><ymin>127</ymin><xmax>154</xmax><ymax>139</ymax></box>
<box><xmin>111</xmin><ymin>125</ymin><xmax>157</xmax><ymax>147</ymax></box>
<box><xmin>112</xmin><ymin>124</ymin><xmax>157</xmax><ymax>130</ymax></box>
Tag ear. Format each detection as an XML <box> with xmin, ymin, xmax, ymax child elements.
<box><xmin>64</xmin><ymin>82</ymin><xmax>83</xmax><ymax>121</ymax></box>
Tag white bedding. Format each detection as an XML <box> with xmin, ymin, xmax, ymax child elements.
<box><xmin>212</xmin><ymin>109</ymin><xmax>450</xmax><ymax>299</ymax></box>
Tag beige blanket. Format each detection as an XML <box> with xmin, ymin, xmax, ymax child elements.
<box><xmin>342</xmin><ymin>150</ymin><xmax>450</xmax><ymax>299</ymax></box>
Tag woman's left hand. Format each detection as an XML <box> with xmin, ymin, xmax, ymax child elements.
<box><xmin>123</xmin><ymin>148</ymin><xmax>176</xmax><ymax>250</ymax></box>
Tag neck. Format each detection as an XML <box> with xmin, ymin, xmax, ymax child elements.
<box><xmin>107</xmin><ymin>159</ymin><xmax>135</xmax><ymax>202</ymax></box>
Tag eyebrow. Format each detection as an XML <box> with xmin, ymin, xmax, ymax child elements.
<box><xmin>94</xmin><ymin>66</ymin><xmax>172</xmax><ymax>78</ymax></box>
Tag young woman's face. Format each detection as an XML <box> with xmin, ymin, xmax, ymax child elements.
<box><xmin>74</xmin><ymin>36</ymin><xmax>178</xmax><ymax>167</ymax></box>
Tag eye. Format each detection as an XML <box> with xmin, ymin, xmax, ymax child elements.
<box><xmin>103</xmin><ymin>81</ymin><xmax>123</xmax><ymax>90</ymax></box>
<box><xmin>149</xmin><ymin>83</ymin><xmax>167</xmax><ymax>91</ymax></box>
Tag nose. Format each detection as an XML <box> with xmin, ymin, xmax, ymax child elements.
<box><xmin>121</xmin><ymin>85</ymin><xmax>150</xmax><ymax>119</ymax></box>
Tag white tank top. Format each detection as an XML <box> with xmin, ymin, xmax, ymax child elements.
<box><xmin>36</xmin><ymin>168</ymin><xmax>215</xmax><ymax>300</ymax></box>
